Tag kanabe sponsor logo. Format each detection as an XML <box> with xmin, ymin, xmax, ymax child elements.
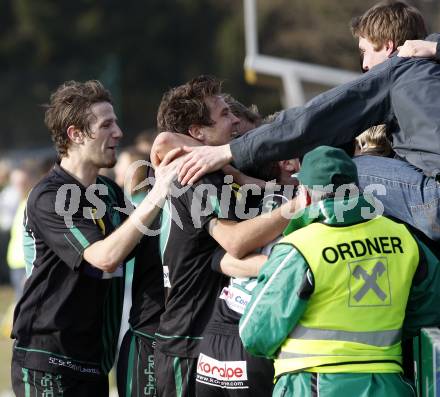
<box><xmin>197</xmin><ymin>353</ymin><xmax>247</xmax><ymax>381</ymax></box>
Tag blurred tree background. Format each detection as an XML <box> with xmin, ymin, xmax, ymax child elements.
<box><xmin>0</xmin><ymin>0</ymin><xmax>438</xmax><ymax>150</ymax></box>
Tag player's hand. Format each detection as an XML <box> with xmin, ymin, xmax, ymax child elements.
<box><xmin>150</xmin><ymin>132</ymin><xmax>174</xmax><ymax>168</ymax></box>
<box><xmin>151</xmin><ymin>147</ymin><xmax>185</xmax><ymax>199</ymax></box>
<box><xmin>178</xmin><ymin>144</ymin><xmax>233</xmax><ymax>185</ymax></box>
<box><xmin>397</xmin><ymin>40</ymin><xmax>437</xmax><ymax>58</ymax></box>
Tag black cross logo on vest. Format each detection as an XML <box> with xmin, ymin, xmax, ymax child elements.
<box><xmin>352</xmin><ymin>262</ymin><xmax>387</xmax><ymax>301</ymax></box>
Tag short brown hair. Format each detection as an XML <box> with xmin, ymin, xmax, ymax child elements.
<box><xmin>44</xmin><ymin>80</ymin><xmax>112</xmax><ymax>157</ymax></box>
<box><xmin>223</xmin><ymin>94</ymin><xmax>262</xmax><ymax>127</ymax></box>
<box><xmin>351</xmin><ymin>1</ymin><xmax>427</xmax><ymax>50</ymax></box>
<box><xmin>157</xmin><ymin>75</ymin><xmax>222</xmax><ymax>134</ymax></box>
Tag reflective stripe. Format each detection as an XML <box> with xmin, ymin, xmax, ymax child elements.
<box><xmin>288</xmin><ymin>325</ymin><xmax>401</xmax><ymax>347</ymax></box>
<box><xmin>278</xmin><ymin>351</ymin><xmax>332</xmax><ymax>359</ymax></box>
<box><xmin>277</xmin><ymin>351</ymin><xmax>401</xmax><ymax>359</ymax></box>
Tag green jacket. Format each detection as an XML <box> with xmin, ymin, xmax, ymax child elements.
<box><xmin>239</xmin><ymin>195</ymin><xmax>440</xmax><ymax>363</ymax></box>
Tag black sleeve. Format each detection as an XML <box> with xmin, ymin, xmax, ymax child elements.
<box><xmin>210</xmin><ymin>246</ymin><xmax>226</xmax><ymax>273</ymax></box>
<box><xmin>29</xmin><ymin>188</ymin><xmax>105</xmax><ymax>271</ymax></box>
<box><xmin>229</xmin><ymin>59</ymin><xmax>395</xmax><ymax>170</ymax></box>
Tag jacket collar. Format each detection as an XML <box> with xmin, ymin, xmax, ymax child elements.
<box><xmin>283</xmin><ymin>195</ymin><xmax>376</xmax><ymax>236</ymax></box>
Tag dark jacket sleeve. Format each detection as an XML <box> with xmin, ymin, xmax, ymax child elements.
<box><xmin>403</xmin><ymin>238</ymin><xmax>440</xmax><ymax>338</ymax></box>
<box><xmin>230</xmin><ymin>58</ymin><xmax>397</xmax><ymax>171</ymax></box>
<box><xmin>239</xmin><ymin>243</ymin><xmax>311</xmax><ymax>358</ymax></box>
<box><xmin>426</xmin><ymin>33</ymin><xmax>440</xmax><ymax>62</ymax></box>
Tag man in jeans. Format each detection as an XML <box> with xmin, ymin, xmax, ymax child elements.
<box><xmin>173</xmin><ymin>3</ymin><xmax>440</xmax><ymax>242</ymax></box>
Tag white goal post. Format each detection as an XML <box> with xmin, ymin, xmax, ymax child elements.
<box><xmin>243</xmin><ymin>0</ymin><xmax>360</xmax><ymax>108</ymax></box>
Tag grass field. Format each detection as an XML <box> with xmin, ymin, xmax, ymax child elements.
<box><xmin>0</xmin><ymin>286</ymin><xmax>119</xmax><ymax>396</ymax></box>
<box><xmin>0</xmin><ymin>286</ymin><xmax>14</xmax><ymax>394</ymax></box>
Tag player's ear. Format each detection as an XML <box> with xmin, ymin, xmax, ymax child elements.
<box><xmin>384</xmin><ymin>40</ymin><xmax>395</xmax><ymax>56</ymax></box>
<box><xmin>67</xmin><ymin>125</ymin><xmax>85</xmax><ymax>144</ymax></box>
<box><xmin>188</xmin><ymin>125</ymin><xmax>204</xmax><ymax>141</ymax></box>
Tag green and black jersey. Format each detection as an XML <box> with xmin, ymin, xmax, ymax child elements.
<box><xmin>129</xmin><ymin>215</ymin><xmax>164</xmax><ymax>335</ymax></box>
<box><xmin>12</xmin><ymin>164</ymin><xmax>127</xmax><ymax>379</ymax></box>
<box><xmin>210</xmin><ymin>187</ymin><xmax>295</xmax><ymax>325</ymax></box>
<box><xmin>157</xmin><ymin>171</ymin><xmax>237</xmax><ymax>358</ymax></box>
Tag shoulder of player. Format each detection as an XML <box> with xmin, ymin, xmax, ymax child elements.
<box><xmin>96</xmin><ymin>175</ymin><xmax>125</xmax><ymax>204</ymax></box>
<box><xmin>27</xmin><ymin>173</ymin><xmax>64</xmax><ymax>208</ymax></box>
<box><xmin>193</xmin><ymin>170</ymin><xmax>227</xmax><ymax>188</ymax></box>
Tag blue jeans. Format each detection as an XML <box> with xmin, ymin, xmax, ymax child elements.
<box><xmin>353</xmin><ymin>155</ymin><xmax>440</xmax><ymax>241</ymax></box>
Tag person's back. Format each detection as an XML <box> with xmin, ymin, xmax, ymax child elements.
<box><xmin>157</xmin><ymin>171</ymin><xmax>235</xmax><ymax>355</ymax></box>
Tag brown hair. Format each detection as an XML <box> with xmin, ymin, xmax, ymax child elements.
<box><xmin>350</xmin><ymin>1</ymin><xmax>427</xmax><ymax>50</ymax></box>
<box><xmin>223</xmin><ymin>94</ymin><xmax>262</xmax><ymax>127</ymax></box>
<box><xmin>44</xmin><ymin>80</ymin><xmax>113</xmax><ymax>157</ymax></box>
<box><xmin>157</xmin><ymin>75</ymin><xmax>222</xmax><ymax>134</ymax></box>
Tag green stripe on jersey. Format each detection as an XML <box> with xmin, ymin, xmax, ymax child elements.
<box><xmin>173</xmin><ymin>357</ymin><xmax>183</xmax><ymax>397</ymax></box>
<box><xmin>159</xmin><ymin>200</ymin><xmax>171</xmax><ymax>262</ymax></box>
<box><xmin>69</xmin><ymin>226</ymin><xmax>90</xmax><ymax>248</ymax></box>
<box><xmin>125</xmin><ymin>333</ymin><xmax>136</xmax><ymax>397</ymax></box>
<box><xmin>23</xmin><ymin>227</ymin><xmax>36</xmax><ymax>277</ymax></box>
<box><xmin>22</xmin><ymin>368</ymin><xmax>30</xmax><ymax>397</ymax></box>
<box><xmin>14</xmin><ymin>346</ymin><xmax>99</xmax><ymax>365</ymax></box>
<box><xmin>209</xmin><ymin>196</ymin><xmax>223</xmax><ymax>217</ymax></box>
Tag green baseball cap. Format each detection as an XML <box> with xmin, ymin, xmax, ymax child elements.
<box><xmin>298</xmin><ymin>146</ymin><xmax>359</xmax><ymax>189</ymax></box>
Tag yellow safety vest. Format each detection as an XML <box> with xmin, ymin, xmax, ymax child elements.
<box><xmin>274</xmin><ymin>216</ymin><xmax>419</xmax><ymax>376</ymax></box>
<box><xmin>7</xmin><ymin>200</ymin><xmax>26</xmax><ymax>270</ymax></box>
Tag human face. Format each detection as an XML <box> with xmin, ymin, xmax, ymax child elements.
<box><xmin>358</xmin><ymin>37</ymin><xmax>390</xmax><ymax>72</ymax></box>
<box><xmin>198</xmin><ymin>96</ymin><xmax>240</xmax><ymax>146</ymax></box>
<box><xmin>83</xmin><ymin>102</ymin><xmax>123</xmax><ymax>170</ymax></box>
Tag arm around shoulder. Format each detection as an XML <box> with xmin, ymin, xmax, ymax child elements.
<box><xmin>239</xmin><ymin>244</ymin><xmax>311</xmax><ymax>358</ymax></box>
<box><xmin>84</xmin><ymin>148</ymin><xmax>183</xmax><ymax>272</ymax></box>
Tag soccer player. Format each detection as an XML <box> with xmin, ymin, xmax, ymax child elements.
<box><xmin>11</xmin><ymin>80</ymin><xmax>180</xmax><ymax>396</ymax></box>
<box><xmin>154</xmin><ymin>75</ymin><xmax>298</xmax><ymax>397</ymax></box>
<box><xmin>114</xmin><ymin>146</ymin><xmax>165</xmax><ymax>397</ymax></box>
<box><xmin>196</xmin><ymin>157</ymin><xmax>299</xmax><ymax>396</ymax></box>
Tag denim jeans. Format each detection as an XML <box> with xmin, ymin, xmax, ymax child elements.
<box><xmin>353</xmin><ymin>155</ymin><xmax>440</xmax><ymax>241</ymax></box>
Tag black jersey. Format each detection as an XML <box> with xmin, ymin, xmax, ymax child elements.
<box><xmin>209</xmin><ymin>187</ymin><xmax>296</xmax><ymax>326</ymax></box>
<box><xmin>12</xmin><ymin>164</ymin><xmax>128</xmax><ymax>379</ymax></box>
<box><xmin>156</xmin><ymin>171</ymin><xmax>237</xmax><ymax>358</ymax></box>
<box><xmin>129</xmin><ymin>214</ymin><xmax>164</xmax><ymax>334</ymax></box>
